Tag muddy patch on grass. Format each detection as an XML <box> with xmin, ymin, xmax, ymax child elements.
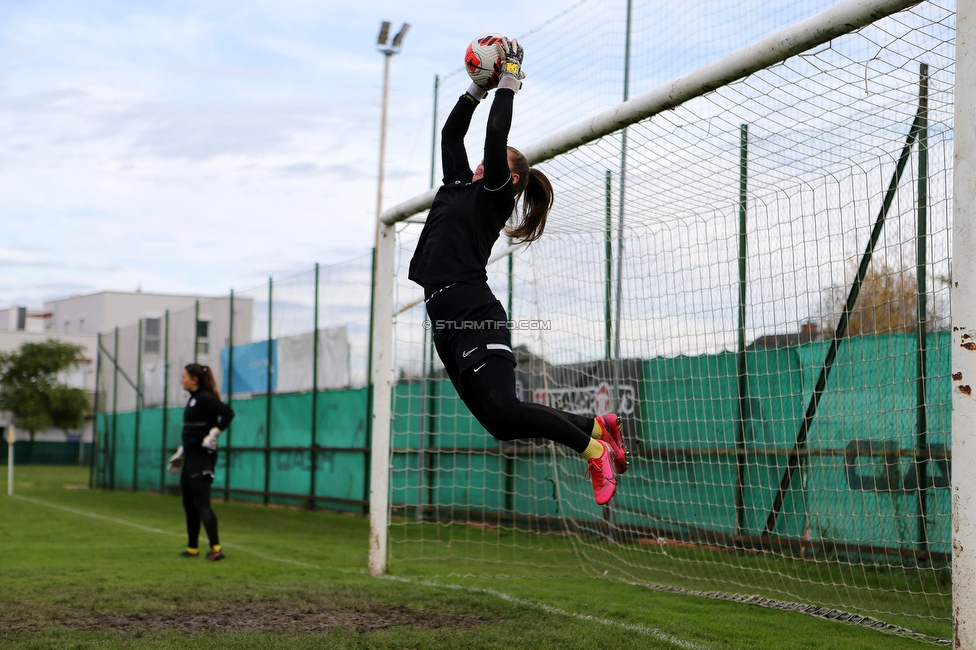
<box><xmin>8</xmin><ymin>598</ymin><xmax>497</xmax><ymax>635</ymax></box>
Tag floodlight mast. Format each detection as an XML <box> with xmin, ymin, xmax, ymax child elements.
<box><xmin>369</xmin><ymin>19</ymin><xmax>409</xmax><ymax>577</ymax></box>
<box><xmin>374</xmin><ymin>21</ymin><xmax>409</xmax><ymax>221</ymax></box>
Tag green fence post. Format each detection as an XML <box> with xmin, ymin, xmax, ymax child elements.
<box><xmin>310</xmin><ymin>264</ymin><xmax>320</xmax><ymax>510</ymax></box>
<box><xmin>90</xmin><ymin>332</ymin><xmax>101</xmax><ymax>488</ymax></box>
<box><xmin>613</xmin><ymin>0</ymin><xmax>633</xmax><ymax>362</ymax></box>
<box><xmin>425</xmin><ymin>320</ymin><xmax>436</xmax><ymax>519</ymax></box>
<box><xmin>225</xmin><ymin>292</ymin><xmax>234</xmax><ymax>502</ymax></box>
<box><xmin>194</xmin><ymin>300</ymin><xmax>200</xmax><ymax>363</ymax></box>
<box><xmin>265</xmin><ymin>277</ymin><xmax>273</xmax><ymax>506</ymax></box>
<box><xmin>417</xmin><ymin>322</ymin><xmax>427</xmax><ymax>522</ymax></box>
<box><xmin>111</xmin><ymin>327</ymin><xmax>119</xmax><ymax>490</ymax></box>
<box><xmin>134</xmin><ymin>319</ymin><xmax>143</xmax><ymax>492</ymax></box>
<box><xmin>915</xmin><ymin>62</ymin><xmax>930</xmax><ymax>558</ymax></box>
<box><xmin>430</xmin><ymin>75</ymin><xmax>438</xmax><ymax>189</ymax></box>
<box><xmin>734</xmin><ymin>123</ymin><xmax>749</xmax><ymax>542</ymax></box>
<box><xmin>160</xmin><ymin>310</ymin><xmax>169</xmax><ymax>493</ymax></box>
<box><xmin>504</xmin><ymin>239</ymin><xmax>515</xmax><ymax>515</ymax></box>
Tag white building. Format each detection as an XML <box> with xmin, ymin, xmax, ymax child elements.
<box><xmin>0</xmin><ymin>291</ymin><xmax>253</xmax><ymax>451</ymax></box>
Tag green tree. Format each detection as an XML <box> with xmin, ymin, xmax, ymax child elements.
<box><xmin>0</xmin><ymin>340</ymin><xmax>90</xmax><ymax>461</ymax></box>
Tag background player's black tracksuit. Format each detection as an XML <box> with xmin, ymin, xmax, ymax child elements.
<box><xmin>181</xmin><ymin>389</ymin><xmax>234</xmax><ymax>550</ymax></box>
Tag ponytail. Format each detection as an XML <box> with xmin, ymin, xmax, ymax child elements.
<box><xmin>505</xmin><ymin>147</ymin><xmax>553</xmax><ymax>243</ymax></box>
<box><xmin>184</xmin><ymin>363</ymin><xmax>220</xmax><ymax>400</ymax></box>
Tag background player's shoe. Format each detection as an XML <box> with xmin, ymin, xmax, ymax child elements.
<box><xmin>596</xmin><ymin>413</ymin><xmax>627</xmax><ymax>474</ymax></box>
<box><xmin>180</xmin><ymin>550</ymin><xmax>199</xmax><ymax>558</ymax></box>
<box><xmin>207</xmin><ymin>548</ymin><xmax>225</xmax><ymax>561</ymax></box>
<box><xmin>585</xmin><ymin>440</ymin><xmax>617</xmax><ymax>505</ymax></box>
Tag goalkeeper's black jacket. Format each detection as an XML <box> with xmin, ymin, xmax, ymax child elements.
<box><xmin>181</xmin><ymin>389</ymin><xmax>234</xmax><ymax>451</ymax></box>
<box><xmin>408</xmin><ymin>87</ymin><xmax>516</xmax><ymax>292</ymax></box>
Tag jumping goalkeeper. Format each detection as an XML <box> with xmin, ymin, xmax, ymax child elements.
<box><xmin>407</xmin><ymin>37</ymin><xmax>627</xmax><ymax>505</ymax></box>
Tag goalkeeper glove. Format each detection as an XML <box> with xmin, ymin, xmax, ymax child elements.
<box><xmin>201</xmin><ymin>427</ymin><xmax>221</xmax><ymax>451</ymax></box>
<box><xmin>496</xmin><ymin>37</ymin><xmax>525</xmax><ymax>92</ymax></box>
<box><xmin>167</xmin><ymin>446</ymin><xmax>184</xmax><ymax>475</ymax></box>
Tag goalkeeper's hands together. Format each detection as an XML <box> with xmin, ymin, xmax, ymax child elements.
<box><xmin>201</xmin><ymin>427</ymin><xmax>221</xmax><ymax>451</ymax></box>
<box><xmin>167</xmin><ymin>446</ymin><xmax>184</xmax><ymax>475</ymax></box>
<box><xmin>496</xmin><ymin>37</ymin><xmax>525</xmax><ymax>91</ymax></box>
<box><xmin>467</xmin><ymin>36</ymin><xmax>525</xmax><ymax>99</ymax></box>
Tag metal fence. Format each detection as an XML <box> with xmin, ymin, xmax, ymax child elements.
<box><xmin>90</xmin><ymin>255</ymin><xmax>375</xmax><ymax>511</ymax></box>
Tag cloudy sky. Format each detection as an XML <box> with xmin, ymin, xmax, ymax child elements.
<box><xmin>0</xmin><ymin>0</ymin><xmax>580</xmax><ymax>307</ymax></box>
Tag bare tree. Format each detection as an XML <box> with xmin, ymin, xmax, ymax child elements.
<box><xmin>820</xmin><ymin>262</ymin><xmax>946</xmax><ymax>338</ymax></box>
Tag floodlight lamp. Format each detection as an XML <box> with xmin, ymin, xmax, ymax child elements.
<box><xmin>377</xmin><ymin>21</ymin><xmax>391</xmax><ymax>46</ymax></box>
<box><xmin>392</xmin><ymin>23</ymin><xmax>410</xmax><ymax>50</ymax></box>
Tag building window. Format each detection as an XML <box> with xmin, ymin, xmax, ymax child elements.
<box><xmin>196</xmin><ymin>319</ymin><xmax>210</xmax><ymax>356</ymax></box>
<box><xmin>79</xmin><ymin>318</ymin><xmax>85</xmax><ymax>333</ymax></box>
<box><xmin>64</xmin><ymin>319</ymin><xmax>69</xmax><ymax>333</ymax></box>
<box><xmin>144</xmin><ymin>318</ymin><xmax>161</xmax><ymax>354</ymax></box>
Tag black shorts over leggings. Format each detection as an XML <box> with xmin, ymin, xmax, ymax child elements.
<box><xmin>424</xmin><ymin>283</ymin><xmax>592</xmax><ymax>453</ymax></box>
<box><xmin>425</xmin><ymin>283</ymin><xmax>516</xmax><ymax>397</ymax></box>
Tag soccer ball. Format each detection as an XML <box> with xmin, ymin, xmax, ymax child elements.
<box><xmin>465</xmin><ymin>34</ymin><xmax>505</xmax><ymax>89</ymax></box>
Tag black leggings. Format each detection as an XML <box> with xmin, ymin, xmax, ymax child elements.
<box><xmin>181</xmin><ymin>471</ymin><xmax>219</xmax><ymax>549</ymax></box>
<box><xmin>459</xmin><ymin>356</ymin><xmax>594</xmax><ymax>453</ymax></box>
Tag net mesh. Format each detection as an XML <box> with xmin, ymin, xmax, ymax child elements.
<box><xmin>388</xmin><ymin>0</ymin><xmax>955</xmax><ymax>641</ymax></box>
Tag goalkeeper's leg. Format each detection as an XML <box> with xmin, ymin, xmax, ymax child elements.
<box><xmin>460</xmin><ymin>356</ymin><xmax>617</xmax><ymax>504</ymax></box>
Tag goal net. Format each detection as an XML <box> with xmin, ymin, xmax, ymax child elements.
<box><xmin>377</xmin><ymin>0</ymin><xmax>955</xmax><ymax>641</ymax></box>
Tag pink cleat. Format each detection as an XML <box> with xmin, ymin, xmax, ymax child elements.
<box><xmin>585</xmin><ymin>440</ymin><xmax>617</xmax><ymax>505</ymax></box>
<box><xmin>596</xmin><ymin>413</ymin><xmax>627</xmax><ymax>474</ymax></box>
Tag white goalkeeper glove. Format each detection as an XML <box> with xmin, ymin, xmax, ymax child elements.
<box><xmin>466</xmin><ymin>82</ymin><xmax>489</xmax><ymax>101</ymax></box>
<box><xmin>201</xmin><ymin>427</ymin><xmax>222</xmax><ymax>451</ymax></box>
<box><xmin>167</xmin><ymin>446</ymin><xmax>184</xmax><ymax>475</ymax></box>
<box><xmin>496</xmin><ymin>37</ymin><xmax>525</xmax><ymax>92</ymax></box>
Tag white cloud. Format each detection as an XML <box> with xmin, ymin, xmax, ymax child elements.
<box><xmin>0</xmin><ymin>0</ymin><xmax>574</xmax><ymax>306</ymax></box>
<box><xmin>0</xmin><ymin>0</ymin><xmax>853</xmax><ymax>309</ymax></box>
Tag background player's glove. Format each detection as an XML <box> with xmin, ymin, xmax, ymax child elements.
<box><xmin>201</xmin><ymin>427</ymin><xmax>221</xmax><ymax>451</ymax></box>
<box><xmin>496</xmin><ymin>37</ymin><xmax>525</xmax><ymax>92</ymax></box>
<box><xmin>167</xmin><ymin>446</ymin><xmax>184</xmax><ymax>475</ymax></box>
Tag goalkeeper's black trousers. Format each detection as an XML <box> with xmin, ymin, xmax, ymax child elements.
<box><xmin>181</xmin><ymin>468</ymin><xmax>219</xmax><ymax>549</ymax></box>
<box><xmin>458</xmin><ymin>355</ymin><xmax>594</xmax><ymax>454</ymax></box>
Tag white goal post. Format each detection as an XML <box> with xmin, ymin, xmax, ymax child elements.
<box><xmin>952</xmin><ymin>1</ymin><xmax>976</xmax><ymax>648</ymax></box>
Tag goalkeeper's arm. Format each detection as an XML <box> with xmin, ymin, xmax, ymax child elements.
<box><xmin>199</xmin><ymin>392</ymin><xmax>234</xmax><ymax>450</ymax></box>
<box><xmin>483</xmin><ymin>36</ymin><xmax>523</xmax><ymax>192</ymax></box>
<box><xmin>482</xmin><ymin>88</ymin><xmax>514</xmax><ymax>192</ymax></box>
<box><xmin>441</xmin><ymin>89</ymin><xmax>480</xmax><ymax>186</ymax></box>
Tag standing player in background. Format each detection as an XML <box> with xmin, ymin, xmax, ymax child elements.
<box><xmin>167</xmin><ymin>363</ymin><xmax>234</xmax><ymax>560</ymax></box>
<box><xmin>408</xmin><ymin>36</ymin><xmax>627</xmax><ymax>505</ymax></box>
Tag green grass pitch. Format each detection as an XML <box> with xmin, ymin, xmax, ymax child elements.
<box><xmin>0</xmin><ymin>465</ymin><xmax>940</xmax><ymax>649</ymax></box>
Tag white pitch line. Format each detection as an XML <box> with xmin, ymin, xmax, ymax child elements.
<box><xmin>13</xmin><ymin>495</ymin><xmax>710</xmax><ymax>649</ymax></box>
<box><xmin>12</xmin><ymin>494</ymin><xmax>178</xmax><ymax>536</ymax></box>
<box><xmin>10</xmin><ymin>494</ymin><xmax>326</xmax><ymax>569</ymax></box>
<box><xmin>381</xmin><ymin>575</ymin><xmax>713</xmax><ymax>650</ymax></box>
